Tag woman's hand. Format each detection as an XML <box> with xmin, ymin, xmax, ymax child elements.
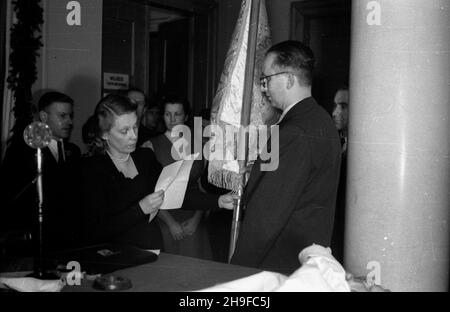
<box><xmin>168</xmin><ymin>221</ymin><xmax>185</xmax><ymax>241</ymax></box>
<box><xmin>139</xmin><ymin>190</ymin><xmax>164</xmax><ymax>215</ymax></box>
<box><xmin>181</xmin><ymin>218</ymin><xmax>199</xmax><ymax>236</ymax></box>
<box><xmin>182</xmin><ymin>212</ymin><xmax>202</xmax><ymax>236</ymax></box>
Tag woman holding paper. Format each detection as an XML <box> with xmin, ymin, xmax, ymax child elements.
<box><xmin>149</xmin><ymin>95</ymin><xmax>215</xmax><ymax>259</ymax></box>
<box><xmin>80</xmin><ymin>94</ymin><xmax>164</xmax><ymax>250</ymax></box>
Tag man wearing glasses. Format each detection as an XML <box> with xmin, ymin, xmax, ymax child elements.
<box><xmin>220</xmin><ymin>40</ymin><xmax>342</xmax><ymax>274</ymax></box>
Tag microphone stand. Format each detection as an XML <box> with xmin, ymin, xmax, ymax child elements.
<box><xmin>24</xmin><ymin>122</ymin><xmax>58</xmax><ymax>280</ymax></box>
<box><xmin>27</xmin><ymin>147</ymin><xmax>58</xmax><ymax>280</ymax></box>
<box><xmin>35</xmin><ymin>148</ymin><xmax>45</xmax><ymax>278</ymax></box>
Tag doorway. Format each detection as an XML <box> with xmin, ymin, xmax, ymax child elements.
<box><xmin>102</xmin><ymin>0</ymin><xmax>217</xmax><ymax>115</ymax></box>
<box><xmin>148</xmin><ymin>8</ymin><xmax>189</xmax><ymax>101</ymax></box>
<box><xmin>291</xmin><ymin>0</ymin><xmax>351</xmax><ymax>114</ymax></box>
<box><xmin>146</xmin><ymin>1</ymin><xmax>218</xmax><ymax>115</ymax></box>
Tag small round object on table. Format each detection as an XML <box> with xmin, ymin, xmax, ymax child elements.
<box><xmin>92</xmin><ymin>275</ymin><xmax>132</xmax><ymax>291</ymax></box>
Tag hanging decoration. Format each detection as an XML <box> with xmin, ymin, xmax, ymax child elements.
<box><xmin>6</xmin><ymin>0</ymin><xmax>43</xmax><ymax>142</ymax></box>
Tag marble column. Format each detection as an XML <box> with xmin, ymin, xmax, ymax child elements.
<box><xmin>345</xmin><ymin>0</ymin><xmax>450</xmax><ymax>291</ymax></box>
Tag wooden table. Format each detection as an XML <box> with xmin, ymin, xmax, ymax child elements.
<box><xmin>62</xmin><ymin>253</ymin><xmax>262</xmax><ymax>292</ymax></box>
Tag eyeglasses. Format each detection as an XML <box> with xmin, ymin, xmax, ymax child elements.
<box><xmin>259</xmin><ymin>72</ymin><xmax>293</xmax><ymax>88</ymax></box>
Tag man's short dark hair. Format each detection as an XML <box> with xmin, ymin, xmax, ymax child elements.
<box><xmin>266</xmin><ymin>40</ymin><xmax>315</xmax><ymax>86</ymax></box>
<box><xmin>337</xmin><ymin>84</ymin><xmax>349</xmax><ymax>92</ymax></box>
<box><xmin>125</xmin><ymin>87</ymin><xmax>145</xmax><ymax>100</ymax></box>
<box><xmin>38</xmin><ymin>91</ymin><xmax>74</xmax><ymax>112</ymax></box>
<box><xmin>126</xmin><ymin>87</ymin><xmax>145</xmax><ymax>95</ymax></box>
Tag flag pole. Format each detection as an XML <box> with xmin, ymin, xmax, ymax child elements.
<box><xmin>228</xmin><ymin>0</ymin><xmax>261</xmax><ymax>263</ymax></box>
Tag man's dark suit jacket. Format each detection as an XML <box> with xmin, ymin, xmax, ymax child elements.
<box><xmin>230</xmin><ymin>97</ymin><xmax>341</xmax><ymax>274</ymax></box>
<box><xmin>0</xmin><ymin>135</ymin><xmax>81</xmax><ymax>252</ymax></box>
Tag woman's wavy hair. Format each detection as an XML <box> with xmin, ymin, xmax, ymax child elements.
<box><xmin>83</xmin><ymin>93</ymin><xmax>137</xmax><ymax>155</ymax></box>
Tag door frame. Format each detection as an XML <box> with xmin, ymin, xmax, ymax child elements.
<box><xmin>290</xmin><ymin>0</ymin><xmax>351</xmax><ymax>113</ymax></box>
<box><xmin>290</xmin><ymin>0</ymin><xmax>351</xmax><ymax>44</ymax></box>
<box><xmin>133</xmin><ymin>0</ymin><xmax>218</xmax><ymax>112</ymax></box>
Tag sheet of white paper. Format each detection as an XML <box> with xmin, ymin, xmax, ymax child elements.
<box><xmin>155</xmin><ymin>160</ymin><xmax>183</xmax><ymax>192</ymax></box>
<box><xmin>154</xmin><ymin>154</ymin><xmax>199</xmax><ymax>211</ymax></box>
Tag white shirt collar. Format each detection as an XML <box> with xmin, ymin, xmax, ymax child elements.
<box><xmin>47</xmin><ymin>138</ymin><xmax>64</xmax><ymax>162</ymax></box>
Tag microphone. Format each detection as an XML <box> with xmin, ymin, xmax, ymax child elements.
<box><xmin>23</xmin><ymin>121</ymin><xmax>52</xmax><ymax>149</ymax></box>
<box><xmin>5</xmin><ymin>123</ymin><xmax>52</xmax><ymax>206</ymax></box>
<box><xmin>23</xmin><ymin>122</ymin><xmax>52</xmax><ymax>201</ymax></box>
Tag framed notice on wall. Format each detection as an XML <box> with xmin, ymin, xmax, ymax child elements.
<box><xmin>103</xmin><ymin>73</ymin><xmax>129</xmax><ymax>90</ymax></box>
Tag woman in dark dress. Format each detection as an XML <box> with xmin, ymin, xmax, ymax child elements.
<box><xmin>80</xmin><ymin>94</ymin><xmax>164</xmax><ymax>250</ymax></box>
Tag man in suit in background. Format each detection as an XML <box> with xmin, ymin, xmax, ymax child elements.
<box><xmin>332</xmin><ymin>86</ymin><xmax>349</xmax><ymax>155</ymax></box>
<box><xmin>219</xmin><ymin>40</ymin><xmax>341</xmax><ymax>274</ymax></box>
<box><xmin>0</xmin><ymin>91</ymin><xmax>81</xmax><ymax>254</ymax></box>
<box><xmin>126</xmin><ymin>88</ymin><xmax>146</xmax><ymax>122</ymax></box>
<box><xmin>125</xmin><ymin>88</ymin><xmax>155</xmax><ymax>147</ymax></box>
<box><xmin>330</xmin><ymin>85</ymin><xmax>349</xmax><ymax>263</ymax></box>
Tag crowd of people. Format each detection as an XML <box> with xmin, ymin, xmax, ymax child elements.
<box><xmin>0</xmin><ymin>40</ymin><xmax>349</xmax><ymax>275</ymax></box>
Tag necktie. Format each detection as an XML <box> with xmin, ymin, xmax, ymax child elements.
<box><xmin>57</xmin><ymin>140</ymin><xmax>65</xmax><ymax>164</ymax></box>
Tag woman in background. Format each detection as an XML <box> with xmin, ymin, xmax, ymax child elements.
<box><xmin>150</xmin><ymin>95</ymin><xmax>216</xmax><ymax>259</ymax></box>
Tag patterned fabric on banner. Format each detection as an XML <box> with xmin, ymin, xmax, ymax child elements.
<box><xmin>208</xmin><ymin>0</ymin><xmax>276</xmax><ymax>191</ymax></box>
